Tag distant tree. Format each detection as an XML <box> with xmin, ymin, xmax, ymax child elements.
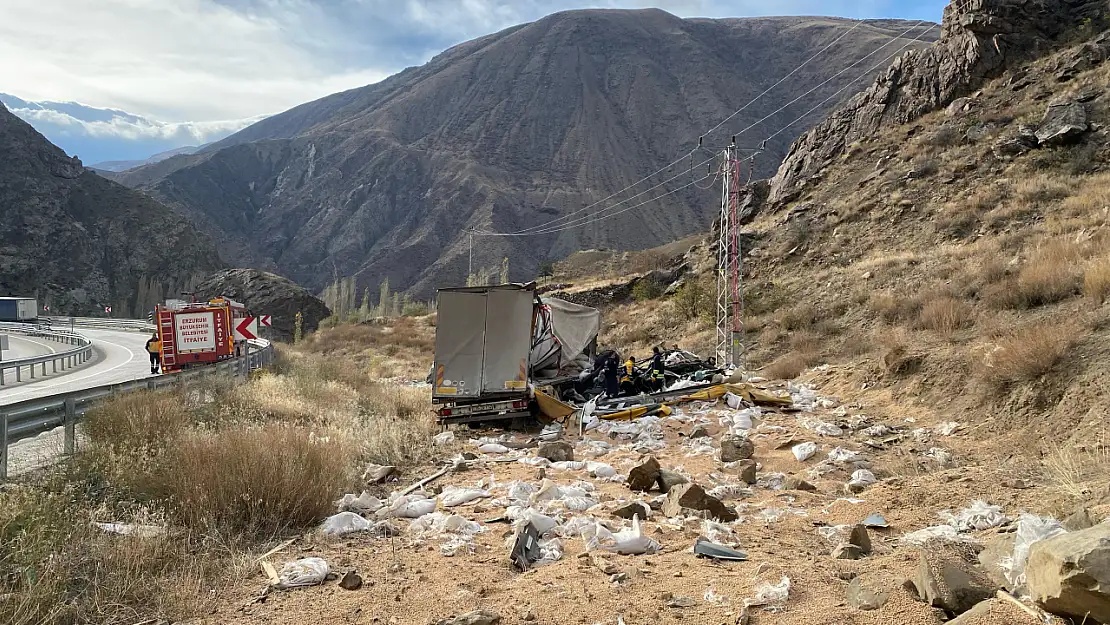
<box><xmin>377</xmin><ymin>278</ymin><xmax>390</xmax><ymax>317</ymax></box>
<box><xmin>500</xmin><ymin>257</ymin><xmax>510</xmax><ymax>284</ymax></box>
<box><xmin>538</xmin><ymin>261</ymin><xmax>555</xmax><ymax>279</ymax></box>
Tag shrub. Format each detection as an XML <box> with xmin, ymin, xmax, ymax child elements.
<box><xmin>631</xmin><ymin>279</ymin><xmax>663</xmax><ymax>302</ymax></box>
<box><xmin>761</xmin><ymin>350</ymin><xmax>819</xmax><ymax>380</ymax></box>
<box><xmin>674</xmin><ymin>278</ymin><xmax>710</xmax><ymax>321</ymax></box>
<box><xmin>1083</xmin><ymin>256</ymin><xmax>1110</xmax><ymax>303</ymax></box>
<box><xmin>869</xmin><ymin>292</ymin><xmax>923</xmax><ymax>323</ymax></box>
<box><xmin>84</xmin><ymin>391</ymin><xmax>193</xmax><ymax>456</ymax></box>
<box><xmin>980</xmin><ymin>323</ymin><xmax>1075</xmax><ymax>386</ymax></box>
<box><xmin>776</xmin><ymin>303</ymin><xmax>820</xmax><ymax>331</ymax></box>
<box><xmin>986</xmin><ymin>242</ymin><xmax>1082</xmax><ymax>309</ymax></box>
<box><xmin>916</xmin><ymin>297</ymin><xmax>975</xmax><ymax>333</ymax></box>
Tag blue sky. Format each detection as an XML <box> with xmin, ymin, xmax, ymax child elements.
<box><xmin>0</xmin><ymin>1</ymin><xmax>948</xmax><ymax>162</ymax></box>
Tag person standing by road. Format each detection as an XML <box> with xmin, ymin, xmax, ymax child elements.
<box><xmin>650</xmin><ymin>346</ymin><xmax>666</xmax><ymax>393</ymax></box>
<box><xmin>145</xmin><ymin>332</ymin><xmax>162</xmax><ymax>374</ymax></box>
<box><xmin>603</xmin><ymin>354</ymin><xmax>620</xmax><ymax>398</ymax></box>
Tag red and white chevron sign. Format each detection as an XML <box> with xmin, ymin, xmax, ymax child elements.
<box><xmin>259</xmin><ymin>315</ymin><xmax>272</xmax><ymax>327</ymax></box>
<box><xmin>234</xmin><ymin>317</ymin><xmax>259</xmax><ymax>341</ymax></box>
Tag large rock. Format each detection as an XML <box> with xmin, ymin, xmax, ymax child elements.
<box><xmin>977</xmin><ymin>533</ymin><xmax>1017</xmax><ymax>590</ymax></box>
<box><xmin>1035</xmin><ymin>99</ymin><xmax>1089</xmax><ymax>146</ymax></box>
<box><xmin>720</xmin><ymin>435</ymin><xmax>754</xmax><ymax>463</ymax></box>
<box><xmin>908</xmin><ymin>548</ymin><xmax>996</xmax><ymax>615</ymax></box>
<box><xmin>194</xmin><ymin>268</ymin><xmax>331</xmax><ymax>341</ymax></box>
<box><xmin>992</xmin><ymin>125</ymin><xmax>1039</xmax><ymax>158</ymax></box>
<box><xmin>537</xmin><ymin>441</ymin><xmax>574</xmax><ymax>463</ymax></box>
<box><xmin>848</xmin><ymin>524</ymin><xmax>872</xmax><ymax>554</ymax></box>
<box><xmin>769</xmin><ymin>0</ymin><xmax>1110</xmax><ymax>206</ymax></box>
<box><xmin>733</xmin><ymin>459</ymin><xmax>757</xmax><ymax>485</ymax></box>
<box><xmin>612</xmin><ymin>502</ymin><xmax>651</xmax><ymax>520</ymax></box>
<box><xmin>1026</xmin><ymin>523</ymin><xmax>1110</xmax><ymax>623</ymax></box>
<box><xmin>627</xmin><ymin>456</ymin><xmax>662</xmax><ymax>492</ymax></box>
<box><xmin>662</xmin><ymin>483</ymin><xmax>738</xmax><ymax>522</ymax></box>
<box><xmin>1064</xmin><ymin>507</ymin><xmax>1096</xmax><ymax>531</ymax></box>
<box><xmin>657</xmin><ymin>470</ymin><xmax>689</xmax><ymax>494</ymax></box>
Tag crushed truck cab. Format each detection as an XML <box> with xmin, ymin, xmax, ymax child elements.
<box><xmin>432</xmin><ymin>283</ymin><xmax>599</xmax><ymax>425</ymax></box>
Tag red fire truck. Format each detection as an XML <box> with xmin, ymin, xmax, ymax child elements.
<box><xmin>155</xmin><ymin>297</ymin><xmax>250</xmax><ymax>372</ymax></box>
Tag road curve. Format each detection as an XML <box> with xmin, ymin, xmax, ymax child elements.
<box><xmin>0</xmin><ymin>328</ymin><xmax>153</xmax><ymax>406</ymax></box>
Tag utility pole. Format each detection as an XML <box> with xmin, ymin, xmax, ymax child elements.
<box><xmin>715</xmin><ymin>138</ymin><xmax>747</xmax><ymax>370</ymax></box>
<box><xmin>715</xmin><ymin>144</ymin><xmax>732</xmax><ymax>369</ymax></box>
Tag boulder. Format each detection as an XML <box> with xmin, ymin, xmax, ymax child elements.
<box><xmin>612</xmin><ymin>502</ymin><xmax>652</xmax><ymax>521</ymax></box>
<box><xmin>847</xmin><ymin>577</ymin><xmax>889</xmax><ymax>610</ymax></box>
<box><xmin>194</xmin><ymin>268</ymin><xmax>331</xmax><ymax>341</ymax></box>
<box><xmin>627</xmin><ymin>457</ymin><xmax>662</xmax><ymax>492</ymax></box>
<box><xmin>720</xmin><ymin>435</ymin><xmax>754</xmax><ymax>462</ymax></box>
<box><xmin>992</xmin><ymin>125</ymin><xmax>1039</xmax><ymax>158</ymax></box>
<box><xmin>537</xmin><ymin>441</ymin><xmax>574</xmax><ymax>463</ymax></box>
<box><xmin>977</xmin><ymin>534</ymin><xmax>1017</xmax><ymax>590</ymax></box>
<box><xmin>662</xmin><ymin>484</ymin><xmax>738</xmax><ymax>522</ymax></box>
<box><xmin>908</xmin><ymin>549</ymin><xmax>996</xmax><ymax>615</ymax></box>
<box><xmin>734</xmin><ymin>459</ymin><xmax>757</xmax><ymax>485</ymax></box>
<box><xmin>783</xmin><ymin>475</ymin><xmax>818</xmax><ymax>492</ymax></box>
<box><xmin>657</xmin><ymin>470</ymin><xmax>689</xmax><ymax>494</ymax></box>
<box><xmin>1026</xmin><ymin>523</ymin><xmax>1110</xmax><ymax>623</ymax></box>
<box><xmin>1035</xmin><ymin>99</ymin><xmax>1089</xmax><ymax>146</ymax></box>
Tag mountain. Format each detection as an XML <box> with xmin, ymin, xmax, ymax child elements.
<box><xmin>91</xmin><ymin>145</ymin><xmax>203</xmax><ymax>173</ymax></box>
<box><xmin>194</xmin><ymin>268</ymin><xmax>331</xmax><ymax>341</ymax></box>
<box><xmin>0</xmin><ymin>93</ymin><xmax>260</xmax><ymax>166</ymax></box>
<box><xmin>0</xmin><ymin>102</ymin><xmax>224</xmax><ymax>316</ymax></box>
<box><xmin>114</xmin><ymin>10</ymin><xmax>939</xmax><ymax>298</ymax></box>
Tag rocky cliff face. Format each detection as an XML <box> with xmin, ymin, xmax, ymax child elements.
<box><xmin>114</xmin><ymin>10</ymin><xmax>937</xmax><ymax>299</ymax></box>
<box><xmin>769</xmin><ymin>0</ymin><xmax>1108</xmax><ymax>205</ymax></box>
<box><xmin>0</xmin><ymin>103</ymin><xmax>223</xmax><ymax>316</ymax></box>
<box><xmin>193</xmin><ymin>268</ymin><xmax>331</xmax><ymax>341</ymax></box>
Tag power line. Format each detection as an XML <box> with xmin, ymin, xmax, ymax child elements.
<box><xmin>476</xmin><ymin>17</ymin><xmax>879</xmax><ymax>237</ymax></box>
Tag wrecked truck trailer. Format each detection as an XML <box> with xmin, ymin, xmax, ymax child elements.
<box><xmin>431</xmin><ymin>282</ymin><xmax>600</xmax><ymax>425</ymax></box>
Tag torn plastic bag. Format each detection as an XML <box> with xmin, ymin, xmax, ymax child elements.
<box><xmin>277</xmin><ymin>557</ymin><xmax>329</xmax><ymax>589</ymax></box>
<box><xmin>816</xmin><ymin>524</ymin><xmax>852</xmax><ymax>544</ymax></box>
<box><xmin>938</xmin><ymin>500</ymin><xmax>1009</xmax><ymax>532</ymax></box>
<box><xmin>757</xmin><ymin>473</ymin><xmax>786</xmax><ymax>490</ymax></box>
<box><xmin>707</xmin><ymin>484</ymin><xmax>752</xmax><ymax>501</ymax></box>
<box><xmin>848</xmin><ymin>469</ymin><xmax>877</xmax><ymax>489</ymax></box>
<box><xmin>386</xmin><ymin>495</ymin><xmax>437</xmax><ymax>518</ymax></box>
<box><xmin>562</xmin><ymin>496</ymin><xmax>599</xmax><ymax>512</ymax></box>
<box><xmin>827</xmin><ymin>447</ymin><xmax>864</xmax><ymax>463</ymax></box>
<box><xmin>536</xmin><ymin>537</ymin><xmax>563</xmax><ymax>566</ymax></box>
<box><xmin>439</xmin><ymin>486</ymin><xmax>490</xmax><ymax>508</ymax></box>
<box><xmin>899</xmin><ymin>524</ymin><xmax>976</xmax><ymax>546</ymax></box>
<box><xmin>934</xmin><ymin>421</ymin><xmax>961</xmax><ymax>436</ymax></box>
<box><xmin>530</xmin><ymin>479</ymin><xmax>563</xmax><ymax>503</ymax></box>
<box><xmin>792</xmin><ymin>442</ymin><xmax>817</xmax><ymax>462</ymax></box>
<box><xmin>506</xmin><ymin>481</ymin><xmax>536</xmax><ymax>504</ymax></box>
<box><xmin>93</xmin><ymin>522</ymin><xmax>165</xmax><ymax>538</ymax></box>
<box><xmin>432</xmin><ymin>431</ymin><xmax>455</xmax><ymax>445</ymax></box>
<box><xmin>749</xmin><ymin>576</ymin><xmax>790</xmax><ymax>606</ymax></box>
<box><xmin>702</xmin><ymin>520</ymin><xmax>738</xmax><ymax>547</ymax></box>
<box><xmin>586</xmin><ymin>461</ymin><xmax>617</xmax><ymax>478</ymax></box>
<box><xmin>724</xmin><ymin>392</ymin><xmax>746</xmax><ymax>410</ymax></box>
<box><xmin>588</xmin><ymin>515</ymin><xmax>661</xmax><ymax>555</ymax></box>
<box><xmin>321</xmin><ymin>511</ymin><xmax>372</xmax><ymax>536</ymax></box>
<box><xmin>508</xmin><ymin>507</ymin><xmax>559</xmax><ymax>536</ymax></box>
<box><xmin>862</xmin><ymin>512</ymin><xmax>889</xmax><ymax>528</ymax></box>
<box><xmin>694</xmin><ymin>537</ymin><xmax>747</xmax><ymax>561</ymax></box>
<box><xmin>1005</xmin><ymin>513</ymin><xmax>1066</xmax><ymax>592</ymax></box>
<box><xmin>478</xmin><ymin>443</ymin><xmax>511</xmax><ymax>454</ymax></box>
<box><xmin>550</xmin><ymin>460</ymin><xmax>587</xmax><ymax>471</ymax></box>
<box><xmin>335</xmin><ymin>491</ymin><xmax>383</xmax><ymax>513</ymax></box>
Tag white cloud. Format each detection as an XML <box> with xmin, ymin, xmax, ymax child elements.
<box><xmin>0</xmin><ymin>1</ymin><xmax>937</xmax><ymax>123</ymax></box>
<box><xmin>8</xmin><ymin>106</ymin><xmax>264</xmax><ymax>143</ymax></box>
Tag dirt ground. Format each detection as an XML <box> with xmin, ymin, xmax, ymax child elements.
<box><xmin>185</xmin><ymin>368</ymin><xmax>1097</xmax><ymax>625</ymax></box>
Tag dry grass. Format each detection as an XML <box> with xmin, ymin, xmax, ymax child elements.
<box><xmin>916</xmin><ymin>296</ymin><xmax>975</xmax><ymax>333</ymax></box>
<box><xmin>301</xmin><ymin>316</ymin><xmax>435</xmax><ymax>380</ymax></box>
<box><xmin>761</xmin><ymin>352</ymin><xmax>813</xmax><ymax>380</ymax></box>
<box><xmin>980</xmin><ymin>323</ymin><xmax>1076</xmax><ymax>386</ymax></box>
<box><xmin>986</xmin><ymin>240</ymin><xmax>1083</xmax><ymax>309</ymax></box>
<box><xmin>1043</xmin><ymin>440</ymin><xmax>1110</xmax><ymax>502</ymax></box>
<box><xmin>1083</xmin><ymin>256</ymin><xmax>1110</xmax><ymax>302</ymax></box>
<box><xmin>869</xmin><ymin>291</ymin><xmax>923</xmax><ymax>323</ymax></box>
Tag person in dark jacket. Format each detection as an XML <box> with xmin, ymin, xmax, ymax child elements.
<box><xmin>145</xmin><ymin>332</ymin><xmax>162</xmax><ymax>375</ymax></box>
<box><xmin>649</xmin><ymin>346</ymin><xmax>666</xmax><ymax>392</ymax></box>
<box><xmin>603</xmin><ymin>354</ymin><xmax>620</xmax><ymax>398</ymax></box>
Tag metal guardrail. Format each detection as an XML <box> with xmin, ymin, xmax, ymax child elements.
<box><xmin>41</xmin><ymin>316</ymin><xmax>155</xmax><ymax>333</ymax></box>
<box><xmin>0</xmin><ymin>336</ymin><xmax>274</xmax><ymax>479</ymax></box>
<box><xmin>0</xmin><ymin>322</ymin><xmax>94</xmax><ymax>386</ymax></box>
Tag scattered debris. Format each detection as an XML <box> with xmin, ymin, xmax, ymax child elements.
<box><xmin>436</xmin><ymin>609</ymin><xmax>501</xmax><ymax>625</ymax></box>
<box><xmin>749</xmin><ymin>576</ymin><xmax>791</xmax><ymax>607</ymax></box>
<box><xmin>432</xmin><ymin>431</ymin><xmax>456</xmax><ymax>445</ymax></box>
<box><xmin>585</xmin><ymin>515</ymin><xmax>661</xmax><ymax>555</ymax></box>
<box><xmin>538</xmin><ymin>441</ymin><xmax>575</xmax><ymax>463</ymax></box>
<box><xmin>847</xmin><ymin>469</ymin><xmax>877</xmax><ymax>494</ymax></box>
<box><xmin>321</xmin><ymin>511</ymin><xmax>372</xmax><ymax>536</ymax></box>
<box><xmin>939</xmin><ymin>500</ymin><xmax>1009</xmax><ymax>532</ymax></box>
<box><xmin>363</xmin><ymin>463</ymin><xmax>399</xmax><ymax>484</ymax></box>
<box><xmin>335</xmin><ymin>491</ymin><xmax>383</xmax><ymax>514</ymax></box>
<box><xmin>92</xmin><ymin>522</ymin><xmax>166</xmax><ymax>538</ymax></box>
<box><xmin>510</xmin><ymin>522</ymin><xmax>541</xmax><ymax>571</ymax></box>
<box><xmin>276</xmin><ymin>557</ymin><xmax>329</xmax><ymax>589</ymax></box>
<box><xmin>720</xmin><ymin>435</ymin><xmax>754</xmax><ymax>462</ymax></box>
<box><xmin>862</xmin><ymin>513</ymin><xmax>889</xmax><ymax>529</ymax></box>
<box><xmin>792</xmin><ymin>442</ymin><xmax>818</xmax><ymax>462</ymax></box>
<box><xmin>693</xmin><ymin>538</ymin><xmax>748</xmax><ymax>562</ymax></box>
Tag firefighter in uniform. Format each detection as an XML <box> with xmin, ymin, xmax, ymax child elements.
<box><xmin>620</xmin><ymin>356</ymin><xmax>638</xmax><ymax>395</ymax></box>
<box><xmin>145</xmin><ymin>332</ymin><xmax>162</xmax><ymax>374</ymax></box>
<box><xmin>603</xmin><ymin>355</ymin><xmax>620</xmax><ymax>398</ymax></box>
<box><xmin>649</xmin><ymin>346</ymin><xmax>666</xmax><ymax>393</ymax></box>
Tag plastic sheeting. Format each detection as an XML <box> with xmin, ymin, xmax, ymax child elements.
<box><xmin>938</xmin><ymin>500</ymin><xmax>1009</xmax><ymax>532</ymax></box>
<box><xmin>531</xmin><ymin>297</ymin><xmax>601</xmax><ymax>379</ymax></box>
<box><xmin>792</xmin><ymin>442</ymin><xmax>818</xmax><ymax>462</ymax></box>
<box><xmin>277</xmin><ymin>557</ymin><xmax>329</xmax><ymax>588</ymax></box>
<box><xmin>1005</xmin><ymin>513</ymin><xmax>1067</xmax><ymax>592</ymax></box>
<box><xmin>321</xmin><ymin>511</ymin><xmax>373</xmax><ymax>536</ymax></box>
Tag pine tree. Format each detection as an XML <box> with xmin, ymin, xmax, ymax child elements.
<box><xmin>360</xmin><ymin>287</ymin><xmax>371</xmax><ymax>320</ymax></box>
<box><xmin>378</xmin><ymin>278</ymin><xmax>390</xmax><ymax>317</ymax></box>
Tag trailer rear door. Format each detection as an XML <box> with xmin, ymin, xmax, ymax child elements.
<box><xmin>481</xmin><ymin>288</ymin><xmax>533</xmax><ymax>393</ymax></box>
<box><xmin>433</xmin><ymin>290</ymin><xmax>487</xmax><ymax>398</ymax></box>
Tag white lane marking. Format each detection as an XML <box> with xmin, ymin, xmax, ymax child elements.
<box><xmin>0</xmin><ymin>334</ymin><xmax>142</xmax><ymax>401</ymax></box>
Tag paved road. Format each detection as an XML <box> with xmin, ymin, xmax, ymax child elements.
<box><xmin>0</xmin><ymin>328</ymin><xmax>153</xmax><ymax>406</ymax></box>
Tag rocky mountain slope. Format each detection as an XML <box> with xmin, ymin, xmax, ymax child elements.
<box><xmin>0</xmin><ymin>103</ymin><xmax>224</xmax><ymax>316</ymax></box>
<box><xmin>113</xmin><ymin>10</ymin><xmax>937</xmax><ymax>298</ymax></box>
<box><xmin>193</xmin><ymin>268</ymin><xmax>331</xmax><ymax>341</ymax></box>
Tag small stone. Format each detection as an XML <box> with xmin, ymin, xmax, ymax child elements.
<box><xmin>339</xmin><ymin>570</ymin><xmax>363</xmax><ymax>590</ymax></box>
<box><xmin>1063</xmin><ymin>506</ymin><xmax>1095</xmax><ymax>531</ymax></box>
<box><xmin>783</xmin><ymin>476</ymin><xmax>817</xmax><ymax>492</ymax></box>
<box><xmin>660</xmin><ymin>591</ymin><xmax>674</xmax><ymax>601</ymax></box>
<box><xmin>610</xmin><ymin>572</ymin><xmax>629</xmax><ymax>584</ymax></box>
<box><xmin>537</xmin><ymin>441</ymin><xmax>574</xmax><ymax>463</ymax></box>
<box><xmin>848</xmin><ymin>525</ymin><xmax>872</xmax><ymax>554</ymax></box>
<box><xmin>521</xmin><ymin>612</ymin><xmax>535</xmax><ymax>622</ymax></box>
<box><xmin>628</xmin><ymin>456</ymin><xmax>662</xmax><ymax>492</ymax></box>
<box><xmin>734</xmin><ymin>459</ymin><xmax>757</xmax><ymax>485</ymax></box>
<box><xmin>720</xmin><ymin>435</ymin><xmax>754</xmax><ymax>463</ymax></box>
<box><xmin>534</xmin><ymin>467</ymin><xmax>546</xmax><ymax>481</ymax></box>
<box><xmin>657</xmin><ymin>470</ymin><xmax>689</xmax><ymax>494</ymax></box>
<box><xmin>591</xmin><ymin>555</ymin><xmax>618</xmax><ymax>575</ymax></box>
<box><xmin>689</xmin><ymin>424</ymin><xmax>710</xmax><ymax>439</ymax></box>
<box><xmin>847</xmin><ymin>577</ymin><xmax>888</xmax><ymax>611</ymax></box>
<box><xmin>437</xmin><ymin>610</ymin><xmax>501</xmax><ymax>625</ymax></box>
<box><xmin>612</xmin><ymin>502</ymin><xmax>652</xmax><ymax>520</ymax></box>
<box><xmin>663</xmin><ymin>483</ymin><xmax>738</xmax><ymax>522</ymax></box>
<box><xmin>667</xmin><ymin>596</ymin><xmax>696</xmax><ymax>608</ymax></box>
<box><xmin>833</xmin><ymin>543</ymin><xmax>863</xmax><ymax>560</ymax></box>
